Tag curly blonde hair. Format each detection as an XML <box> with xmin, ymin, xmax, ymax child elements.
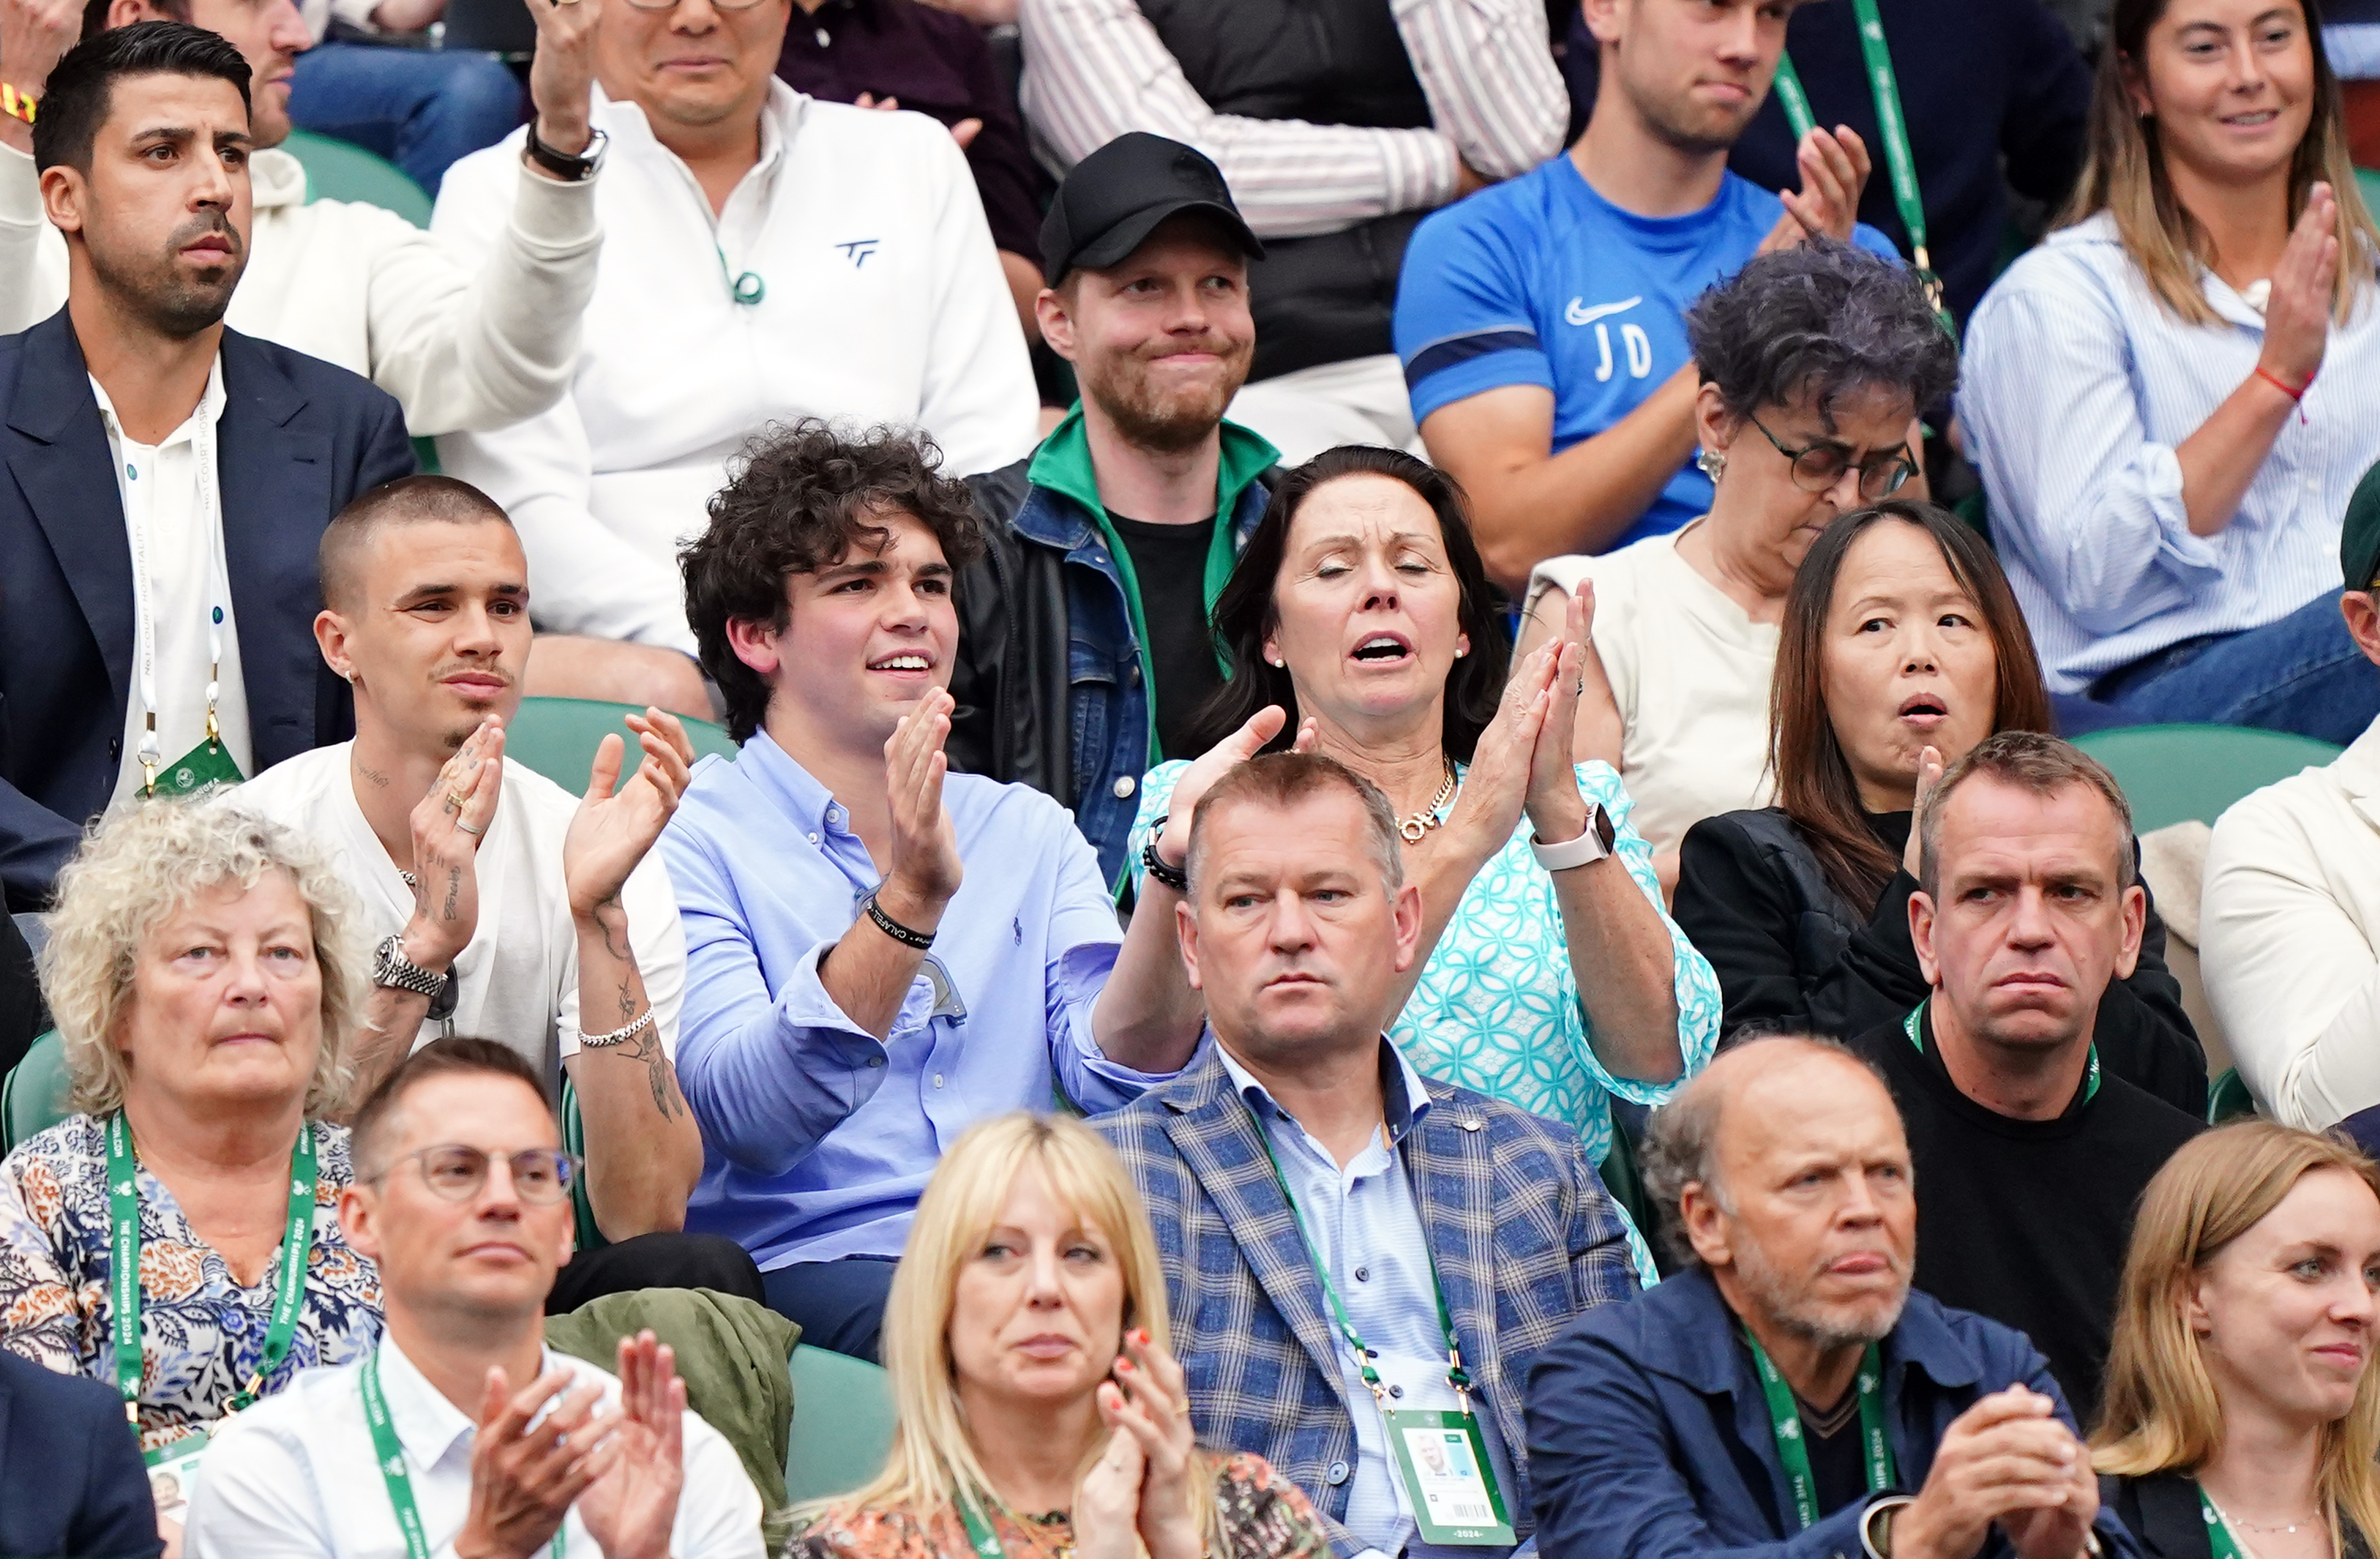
<box><xmin>37</xmin><ymin>795</ymin><xmax>365</xmax><ymax>1118</ymax></box>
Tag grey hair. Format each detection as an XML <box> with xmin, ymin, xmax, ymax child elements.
<box><xmin>1639</xmin><ymin>1031</ymin><xmax>1888</xmax><ymax>1267</ymax></box>
<box><xmin>1183</xmin><ymin>751</ymin><xmax>1404</xmax><ymax>900</ymax></box>
<box><xmin>1686</xmin><ymin>238</ymin><xmax>1959</xmax><ymax>430</ymax></box>
<box><xmin>38</xmin><ymin>793</ymin><xmax>365</xmax><ymax>1118</ymax></box>
<box><xmin>1917</xmin><ymin>730</ymin><xmax>2137</xmax><ymax>900</ymax></box>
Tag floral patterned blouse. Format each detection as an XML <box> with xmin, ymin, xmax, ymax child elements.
<box><xmin>0</xmin><ymin>1113</ymin><xmax>383</xmax><ymax>1456</ymax></box>
<box><xmin>790</xmin><ymin>1452</ymin><xmax>1331</xmax><ymax>1559</ymax></box>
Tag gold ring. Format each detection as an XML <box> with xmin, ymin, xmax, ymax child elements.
<box><xmin>1175</xmin><ymin>1402</ymin><xmax>1191</xmax><ymax>1417</ymax></box>
<box><xmin>445</xmin><ymin>790</ymin><xmax>469</xmax><ymax>812</ymax></box>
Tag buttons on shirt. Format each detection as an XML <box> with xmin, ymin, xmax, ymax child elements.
<box><xmin>1353</xmin><ymin>1266</ymin><xmax>1369</xmax><ymax>1282</ymax></box>
<box><xmin>807</xmin><ymin>831</ymin><xmax>821</xmax><ymax>845</ymax></box>
<box><xmin>867</xmin><ymin>1055</ymin><xmax>886</xmax><ymax>1069</ymax></box>
<box><xmin>1326</xmin><ymin>1461</ymin><xmax>1350</xmax><ymax>1484</ymax></box>
<box><xmin>1126</xmin><ymin>663</ymin><xmax>1142</xmax><ymax>687</ymax></box>
<box><xmin>827</xmin><ymin>806</ymin><xmax>845</xmax><ymax>829</ymax></box>
<box><xmin>815</xmin><ymin>25</ymin><xmax>829</xmax><ymax>44</ymax></box>
<box><xmin>1112</xmin><ymin>775</ymin><xmax>1137</xmax><ymax>799</ymax></box>
<box><xmin>933</xmin><ymin>1073</ymin><xmax>945</xmax><ymax>1088</ymax></box>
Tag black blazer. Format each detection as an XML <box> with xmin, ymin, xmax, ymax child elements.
<box><xmin>0</xmin><ymin>1347</ymin><xmax>161</xmax><ymax>1559</ymax></box>
<box><xmin>2102</xmin><ymin>1470</ymin><xmax>2371</xmax><ymax>1559</ymax></box>
<box><xmin>0</xmin><ymin>308</ymin><xmax>414</xmax><ymax>910</ymax></box>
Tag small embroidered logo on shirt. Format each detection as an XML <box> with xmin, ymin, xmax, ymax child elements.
<box><xmin>837</xmin><ymin>239</ymin><xmax>881</xmax><ymax>267</ymax></box>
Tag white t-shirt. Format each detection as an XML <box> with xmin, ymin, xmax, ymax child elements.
<box><xmin>96</xmin><ymin>359</ymin><xmax>255</xmax><ymax>801</ymax></box>
<box><xmin>1526</xmin><ymin>523</ymin><xmax>1779</xmax><ymax>853</ymax></box>
<box><xmin>236</xmin><ymin>744</ymin><xmax>685</xmax><ymax>1083</ymax></box>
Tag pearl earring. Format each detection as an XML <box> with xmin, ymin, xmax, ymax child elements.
<box><xmin>1267</xmin><ymin>654</ymin><xmax>1284</xmax><ymax>668</ymax></box>
<box><xmin>1697</xmin><ymin>449</ymin><xmax>1726</xmax><ymax>481</ymax></box>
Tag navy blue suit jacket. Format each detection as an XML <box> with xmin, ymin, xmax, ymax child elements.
<box><xmin>0</xmin><ymin>1347</ymin><xmax>162</xmax><ymax>1559</ymax></box>
<box><xmin>0</xmin><ymin>308</ymin><xmax>414</xmax><ymax>909</ymax></box>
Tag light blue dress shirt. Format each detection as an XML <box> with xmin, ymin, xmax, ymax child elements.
<box><xmin>1219</xmin><ymin>1042</ymin><xmax>1527</xmax><ymax>1559</ymax></box>
<box><xmin>1960</xmin><ymin>212</ymin><xmax>2380</xmax><ymax>693</ymax></box>
<box><xmin>660</xmin><ymin>730</ymin><xmax>1187</xmax><ymax>1268</ymax></box>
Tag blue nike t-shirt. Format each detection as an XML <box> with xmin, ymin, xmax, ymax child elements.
<box><xmin>1395</xmin><ymin>157</ymin><xmax>1900</xmax><ymax>552</ymax></box>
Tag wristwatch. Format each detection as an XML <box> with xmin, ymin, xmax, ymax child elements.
<box><xmin>523</xmin><ymin>122</ymin><xmax>607</xmax><ymax>182</ymax></box>
<box><xmin>1530</xmin><ymin>803</ymin><xmax>1617</xmax><ymax>872</ymax></box>
<box><xmin>373</xmin><ymin>933</ymin><xmax>457</xmax><ymax>1020</ymax></box>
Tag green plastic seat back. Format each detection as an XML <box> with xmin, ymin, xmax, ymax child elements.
<box><xmin>504</xmin><ymin>698</ymin><xmax>738</xmax><ymax>791</ymax></box>
<box><xmin>558</xmin><ymin>1074</ymin><xmax>606</xmax><ymax>1253</ymax></box>
<box><xmin>2208</xmin><ymin>1066</ymin><xmax>2259</xmax><ymax>1125</ymax></box>
<box><xmin>2</xmin><ymin>1031</ymin><xmax>69</xmax><ymax>1153</ymax></box>
<box><xmin>2070</xmin><ymin>723</ymin><xmax>2342</xmax><ymax>832</ymax></box>
<box><xmin>785</xmin><ymin>1344</ymin><xmax>897</xmax><ymax>1506</ymax></box>
<box><xmin>283</xmin><ymin>129</ymin><xmax>433</xmax><ymax>228</ymax></box>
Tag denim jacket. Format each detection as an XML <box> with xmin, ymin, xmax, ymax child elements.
<box><xmin>953</xmin><ymin>411</ymin><xmax>1276</xmax><ymax>885</ymax></box>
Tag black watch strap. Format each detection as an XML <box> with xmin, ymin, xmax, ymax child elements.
<box><xmin>1140</xmin><ymin>836</ymin><xmax>1189</xmax><ymax>893</ymax></box>
<box><xmin>524</xmin><ymin>122</ymin><xmax>604</xmax><ymax>182</ymax></box>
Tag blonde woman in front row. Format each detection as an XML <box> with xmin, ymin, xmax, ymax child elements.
<box><xmin>791</xmin><ymin>1113</ymin><xmax>1330</xmax><ymax>1559</ymax></box>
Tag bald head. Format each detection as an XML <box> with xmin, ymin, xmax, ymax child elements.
<box><xmin>318</xmin><ymin>475</ymin><xmax>512</xmax><ymax>613</ymax></box>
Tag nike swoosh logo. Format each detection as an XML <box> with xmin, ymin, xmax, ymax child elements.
<box><xmin>1565</xmin><ymin>296</ymin><xmax>1643</xmax><ymax>327</ymax></box>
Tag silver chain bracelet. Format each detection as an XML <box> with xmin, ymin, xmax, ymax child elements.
<box><xmin>578</xmin><ymin>1007</ymin><xmax>655</xmax><ymax>1050</ymax></box>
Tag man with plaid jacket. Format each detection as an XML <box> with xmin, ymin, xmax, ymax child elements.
<box><xmin>1092</xmin><ymin>751</ymin><xmax>1643</xmax><ymax>1559</ymax></box>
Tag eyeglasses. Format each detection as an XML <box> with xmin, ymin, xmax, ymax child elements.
<box><xmin>1745</xmin><ymin>414</ymin><xmax>1917</xmax><ymax>501</ymax></box>
<box><xmin>370</xmin><ymin>1145</ymin><xmax>581</xmax><ymax>1205</ymax></box>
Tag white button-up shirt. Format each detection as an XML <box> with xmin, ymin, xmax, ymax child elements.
<box><xmin>432</xmin><ymin>83</ymin><xmax>1038</xmax><ymax>654</ymax></box>
<box><xmin>1959</xmin><ymin>212</ymin><xmax>2380</xmax><ymax>693</ymax></box>
<box><xmin>95</xmin><ymin>357</ymin><xmax>254</xmax><ymax>801</ymax></box>
<box><xmin>183</xmin><ymin>1338</ymin><xmax>766</xmax><ymax>1559</ymax></box>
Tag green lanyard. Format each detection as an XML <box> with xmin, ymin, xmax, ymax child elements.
<box><xmin>2198</xmin><ymin>1488</ymin><xmax>2259</xmax><ymax>1559</ymax></box>
<box><xmin>1743</xmin><ymin>1326</ymin><xmax>1896</xmax><ymax>1529</ymax></box>
<box><xmin>1902</xmin><ymin>1002</ymin><xmax>2098</xmax><ymax>1103</ymax></box>
<box><xmin>955</xmin><ymin>1495</ymin><xmax>1008</xmax><ymax>1559</ymax></box>
<box><xmin>1248</xmin><ymin>1104</ymin><xmax>1476</xmax><ymax>1410</ymax></box>
<box><xmin>363</xmin><ymin>1350</ymin><xmax>568</xmax><ymax>1559</ymax></box>
<box><xmin>1770</xmin><ymin>0</ymin><xmax>1953</xmax><ymax>332</ymax></box>
<box><xmin>105</xmin><ymin>1112</ymin><xmax>317</xmax><ymax>1427</ymax></box>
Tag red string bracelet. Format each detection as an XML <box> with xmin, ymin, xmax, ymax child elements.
<box><xmin>2256</xmin><ymin>365</ymin><xmax>2313</xmax><ymax>422</ymax></box>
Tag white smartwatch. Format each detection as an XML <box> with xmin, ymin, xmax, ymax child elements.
<box><xmin>1530</xmin><ymin>804</ymin><xmax>1617</xmax><ymax>872</ymax></box>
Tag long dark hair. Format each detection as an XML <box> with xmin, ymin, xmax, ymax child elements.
<box><xmin>1183</xmin><ymin>446</ymin><xmax>1511</xmax><ymax>760</ymax></box>
<box><xmin>1770</xmin><ymin>501</ymin><xmax>2053</xmax><ymax>910</ymax></box>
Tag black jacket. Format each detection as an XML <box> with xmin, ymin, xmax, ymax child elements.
<box><xmin>0</xmin><ymin>310</ymin><xmax>415</xmax><ymax>909</ymax></box>
<box><xmin>2103</xmin><ymin>1473</ymin><xmax>2371</xmax><ymax>1559</ymax></box>
<box><xmin>1674</xmin><ymin>806</ymin><xmax>2209</xmax><ymax>1115</ymax></box>
<box><xmin>0</xmin><ymin>1347</ymin><xmax>162</xmax><ymax>1559</ymax></box>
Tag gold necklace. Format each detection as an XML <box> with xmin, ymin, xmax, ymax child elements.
<box><xmin>1396</xmin><ymin>760</ymin><xmax>1458</xmax><ymax>844</ymax></box>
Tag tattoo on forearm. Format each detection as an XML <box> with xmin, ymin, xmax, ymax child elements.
<box><xmin>594</xmin><ymin>896</ymin><xmax>632</xmax><ymax>963</ymax></box>
<box><xmin>617</xmin><ymin>1025</ymin><xmax>686</xmax><ymax>1120</ymax></box>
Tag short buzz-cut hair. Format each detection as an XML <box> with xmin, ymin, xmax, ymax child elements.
<box><xmin>349</xmin><ymin>1034</ymin><xmax>550</xmax><ymax>1180</ymax></box>
<box><xmin>35</xmin><ymin>20</ymin><xmax>250</xmax><ymax>174</ymax></box>
<box><xmin>318</xmin><ymin>475</ymin><xmax>514</xmax><ymax>611</ymax></box>
<box><xmin>678</xmin><ymin>419</ymin><xmax>987</xmax><ymax>744</ymax></box>
<box><xmin>1917</xmin><ymin>730</ymin><xmax>2137</xmax><ymax>900</ymax></box>
<box><xmin>1183</xmin><ymin>751</ymin><xmax>1402</xmax><ymax>899</ymax></box>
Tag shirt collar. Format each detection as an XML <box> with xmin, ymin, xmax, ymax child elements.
<box><xmin>736</xmin><ymin>726</ymin><xmax>841</xmax><ymax>840</ymax></box>
<box><xmin>1026</xmin><ymin>405</ymin><xmax>1279</xmax><ymax>531</ymax></box>
<box><xmin>1215</xmin><ymin>1036</ymin><xmax>1432</xmax><ymax>1145</ymax></box>
<box><xmin>371</xmin><ymin>1332</ymin><xmax>529</xmax><ymax>1472</ymax></box>
<box><xmin>593</xmin><ymin>77</ymin><xmax>802</xmax><ymax>173</ymax></box>
<box><xmin>90</xmin><ymin>354</ymin><xmax>225</xmax><ymax>447</ymax></box>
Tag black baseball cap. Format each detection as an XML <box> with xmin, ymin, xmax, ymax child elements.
<box><xmin>2347</xmin><ymin>457</ymin><xmax>2380</xmax><ymax>592</ymax></box>
<box><xmin>1039</xmin><ymin>132</ymin><xmax>1264</xmax><ymax>285</ymax></box>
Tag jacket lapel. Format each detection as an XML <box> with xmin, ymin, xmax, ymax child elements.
<box><xmin>214</xmin><ymin>331</ymin><xmax>331</xmax><ymax>767</ymax></box>
<box><xmin>8</xmin><ymin>312</ymin><xmax>133</xmax><ymax>715</ymax></box>
<box><xmin>1403</xmin><ymin>1083</ymin><xmax>1520</xmax><ymax>1457</ymax></box>
<box><xmin>1160</xmin><ymin>1060</ymin><xmax>1352</xmax><ymax>1397</ymax></box>
<box><xmin>2135</xmin><ymin>1473</ymin><xmax>2213</xmax><ymax>1559</ymax></box>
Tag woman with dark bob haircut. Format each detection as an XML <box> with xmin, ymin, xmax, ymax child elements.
<box><xmin>1672</xmin><ymin>499</ymin><xmax>2207</xmax><ymax>1113</ymax></box>
<box><xmin>1124</xmin><ymin>446</ymin><xmax>1721</xmax><ymax>1178</ymax></box>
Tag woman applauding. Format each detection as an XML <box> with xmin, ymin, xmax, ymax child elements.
<box><xmin>793</xmin><ymin>1113</ymin><xmax>1328</xmax><ymax>1559</ymax></box>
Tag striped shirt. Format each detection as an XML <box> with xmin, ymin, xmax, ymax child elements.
<box><xmin>1958</xmin><ymin>212</ymin><xmax>2380</xmax><ymax>694</ymax></box>
<box><xmin>1017</xmin><ymin>0</ymin><xmax>1565</xmax><ymax>241</ymax></box>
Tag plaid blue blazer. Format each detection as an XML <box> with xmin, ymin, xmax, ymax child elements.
<box><xmin>1090</xmin><ymin>1047</ymin><xmax>1643</xmax><ymax>1556</ymax></box>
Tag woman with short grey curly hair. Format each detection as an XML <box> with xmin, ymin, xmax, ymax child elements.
<box><xmin>1519</xmin><ymin>241</ymin><xmax>1958</xmax><ymax>891</ymax></box>
<box><xmin>0</xmin><ymin>797</ymin><xmax>383</xmax><ymax>1483</ymax></box>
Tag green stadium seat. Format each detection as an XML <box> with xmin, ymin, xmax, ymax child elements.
<box><xmin>2207</xmin><ymin>1066</ymin><xmax>2259</xmax><ymax>1125</ymax></box>
<box><xmin>282</xmin><ymin>128</ymin><xmax>433</xmax><ymax>228</ymax></box>
<box><xmin>559</xmin><ymin>1074</ymin><xmax>607</xmax><ymax>1253</ymax></box>
<box><xmin>785</xmin><ymin>1343</ymin><xmax>897</xmax><ymax>1505</ymax></box>
<box><xmin>2070</xmin><ymin>723</ymin><xmax>2341</xmax><ymax>833</ymax></box>
<box><xmin>2</xmin><ymin>1030</ymin><xmax>68</xmax><ymax>1152</ymax></box>
<box><xmin>504</xmin><ymin>698</ymin><xmax>738</xmax><ymax>792</ymax></box>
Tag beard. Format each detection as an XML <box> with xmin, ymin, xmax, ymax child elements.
<box><xmin>1622</xmin><ymin>72</ymin><xmax>1757</xmax><ymax>160</ymax></box>
<box><xmin>1732</xmin><ymin>1233</ymin><xmax>1910</xmax><ymax>1353</ymax></box>
<box><xmin>1078</xmin><ymin>333</ymin><xmax>1254</xmax><ymax>455</ymax></box>
<box><xmin>86</xmin><ymin>208</ymin><xmax>246</xmax><ymax>338</ymax></box>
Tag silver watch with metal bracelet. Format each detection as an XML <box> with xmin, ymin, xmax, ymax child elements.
<box><xmin>373</xmin><ymin>934</ymin><xmax>457</xmax><ymax>1023</ymax></box>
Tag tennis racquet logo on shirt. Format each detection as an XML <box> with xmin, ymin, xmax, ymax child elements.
<box><xmin>1564</xmin><ymin>296</ymin><xmax>1653</xmax><ymax>384</ymax></box>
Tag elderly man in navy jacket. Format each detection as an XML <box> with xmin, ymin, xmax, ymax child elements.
<box><xmin>1526</xmin><ymin>1035</ymin><xmax>2139</xmax><ymax>1559</ymax></box>
<box><xmin>0</xmin><ymin>23</ymin><xmax>412</xmax><ymax>908</ymax></box>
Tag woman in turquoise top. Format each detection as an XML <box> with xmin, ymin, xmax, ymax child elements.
<box><xmin>1129</xmin><ymin>446</ymin><xmax>1719</xmax><ymax>1167</ymax></box>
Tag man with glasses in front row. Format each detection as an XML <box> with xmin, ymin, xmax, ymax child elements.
<box><xmin>426</xmin><ymin>0</ymin><xmax>1036</xmax><ymax>691</ymax></box>
<box><xmin>184</xmin><ymin>1037</ymin><xmax>766</xmax><ymax>1559</ymax></box>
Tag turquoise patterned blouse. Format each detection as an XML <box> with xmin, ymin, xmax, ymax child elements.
<box><xmin>1129</xmin><ymin>759</ymin><xmax>1722</xmax><ymax>1170</ymax></box>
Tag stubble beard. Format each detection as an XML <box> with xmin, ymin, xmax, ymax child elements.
<box><xmin>89</xmin><ymin>209</ymin><xmax>244</xmax><ymax>340</ymax></box>
<box><xmin>1081</xmin><ymin>338</ymin><xmax>1254</xmax><ymax>457</ymax></box>
<box><xmin>1732</xmin><ymin>1232</ymin><xmax>1909</xmax><ymax>1355</ymax></box>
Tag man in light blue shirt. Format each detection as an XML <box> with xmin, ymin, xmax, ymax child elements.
<box><xmin>1094</xmin><ymin>751</ymin><xmax>1643</xmax><ymax>1559</ymax></box>
<box><xmin>662</xmin><ymin>421</ymin><xmax>1210</xmax><ymax>1361</ymax></box>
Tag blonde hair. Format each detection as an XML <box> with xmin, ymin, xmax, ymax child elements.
<box><xmin>2060</xmin><ymin>0</ymin><xmax>2379</xmax><ymax>325</ymax></box>
<box><xmin>828</xmin><ymin>1113</ymin><xmax>1219</xmax><ymax>1540</ymax></box>
<box><xmin>2093</xmin><ymin>1122</ymin><xmax>2380</xmax><ymax>1546</ymax></box>
<box><xmin>37</xmin><ymin>794</ymin><xmax>364</xmax><ymax>1118</ymax></box>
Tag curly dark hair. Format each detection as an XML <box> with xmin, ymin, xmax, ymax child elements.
<box><xmin>678</xmin><ymin>419</ymin><xmax>985</xmax><ymax>743</ymax></box>
<box><xmin>1184</xmin><ymin>446</ymin><xmax>1510</xmax><ymax>761</ymax></box>
<box><xmin>1685</xmin><ymin>237</ymin><xmax>1958</xmax><ymax>427</ymax></box>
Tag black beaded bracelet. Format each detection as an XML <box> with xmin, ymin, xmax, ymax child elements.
<box><xmin>1140</xmin><ymin>837</ymin><xmax>1189</xmax><ymax>893</ymax></box>
<box><xmin>864</xmin><ymin>892</ymin><xmax>936</xmax><ymax>950</ymax></box>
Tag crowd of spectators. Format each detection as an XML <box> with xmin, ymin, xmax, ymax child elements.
<box><xmin>15</xmin><ymin>1</ymin><xmax>2380</xmax><ymax>1558</ymax></box>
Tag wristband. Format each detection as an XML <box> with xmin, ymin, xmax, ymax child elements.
<box><xmin>1141</xmin><ymin>835</ymin><xmax>1189</xmax><ymax>893</ymax></box>
<box><xmin>864</xmin><ymin>892</ymin><xmax>935</xmax><ymax>950</ymax></box>
<box><xmin>1</xmin><ymin>83</ymin><xmax>34</xmax><ymax>126</ymax></box>
<box><xmin>2256</xmin><ymin>364</ymin><xmax>2310</xmax><ymax>401</ymax></box>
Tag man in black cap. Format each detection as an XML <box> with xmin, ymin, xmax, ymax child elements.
<box><xmin>2204</xmin><ymin>459</ymin><xmax>2380</xmax><ymax>1153</ymax></box>
<box><xmin>950</xmin><ymin>131</ymin><xmax>1273</xmax><ymax>888</ymax></box>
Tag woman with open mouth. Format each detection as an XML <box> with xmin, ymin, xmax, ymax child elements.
<box><xmin>1674</xmin><ymin>501</ymin><xmax>2210</xmax><ymax>1117</ymax></box>
<box><xmin>1122</xmin><ymin>445</ymin><xmax>1719</xmax><ymax>1195</ymax></box>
